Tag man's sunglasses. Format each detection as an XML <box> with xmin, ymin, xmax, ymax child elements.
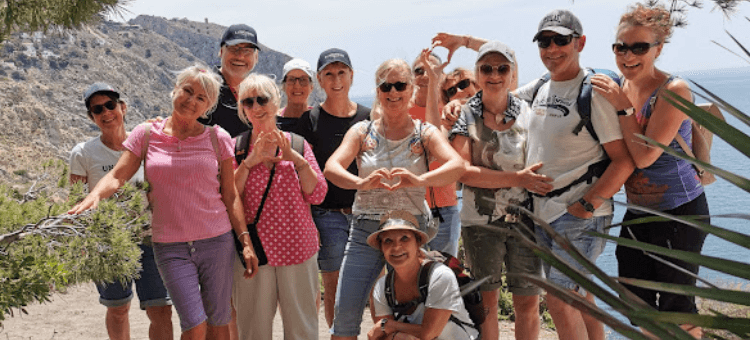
<box><xmin>478</xmin><ymin>64</ymin><xmax>511</xmax><ymax>76</ymax></box>
<box><xmin>612</xmin><ymin>41</ymin><xmax>660</xmax><ymax>56</ymax></box>
<box><xmin>379</xmin><ymin>81</ymin><xmax>408</xmax><ymax>92</ymax></box>
<box><xmin>536</xmin><ymin>34</ymin><xmax>577</xmax><ymax>49</ymax></box>
<box><xmin>413</xmin><ymin>67</ymin><xmax>425</xmax><ymax>76</ymax></box>
<box><xmin>241</xmin><ymin>96</ymin><xmax>270</xmax><ymax>109</ymax></box>
<box><xmin>90</xmin><ymin>100</ymin><xmax>117</xmax><ymax>115</ymax></box>
<box><xmin>444</xmin><ymin>79</ymin><xmax>471</xmax><ymax>99</ymax></box>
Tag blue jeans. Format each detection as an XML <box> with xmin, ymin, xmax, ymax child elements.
<box><xmin>311</xmin><ymin>207</ymin><xmax>351</xmax><ymax>272</ymax></box>
<box><xmin>95</xmin><ymin>244</ymin><xmax>171</xmax><ymax>310</ymax></box>
<box><xmin>425</xmin><ymin>205</ymin><xmax>461</xmax><ymax>256</ymax></box>
<box><xmin>536</xmin><ymin>213</ymin><xmax>612</xmax><ymax>291</ymax></box>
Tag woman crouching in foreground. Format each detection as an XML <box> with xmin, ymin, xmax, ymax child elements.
<box><xmin>69</xmin><ymin>64</ymin><xmax>257</xmax><ymax>340</ymax></box>
<box><xmin>366</xmin><ymin>210</ymin><xmax>479</xmax><ymax>340</ymax></box>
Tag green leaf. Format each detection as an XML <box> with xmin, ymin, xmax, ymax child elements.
<box><xmin>627</xmin><ymin>311</ymin><xmax>750</xmax><ymax>337</ymax></box>
<box><xmin>616</xmin><ymin>278</ymin><xmax>750</xmax><ymax>306</ymax></box>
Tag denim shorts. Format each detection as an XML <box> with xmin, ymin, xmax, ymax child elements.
<box><xmin>95</xmin><ymin>244</ymin><xmax>171</xmax><ymax>310</ymax></box>
<box><xmin>425</xmin><ymin>205</ymin><xmax>461</xmax><ymax>256</ymax></box>
<box><xmin>462</xmin><ymin>217</ymin><xmax>542</xmax><ymax>296</ymax></box>
<box><xmin>153</xmin><ymin>232</ymin><xmax>234</xmax><ymax>331</ymax></box>
<box><xmin>331</xmin><ymin>215</ymin><xmax>426</xmax><ymax>337</ymax></box>
<box><xmin>536</xmin><ymin>213</ymin><xmax>612</xmax><ymax>292</ymax></box>
<box><xmin>311</xmin><ymin>207</ymin><xmax>351</xmax><ymax>272</ymax></box>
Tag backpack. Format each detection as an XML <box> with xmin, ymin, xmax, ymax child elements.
<box><xmin>384</xmin><ymin>251</ymin><xmax>486</xmax><ymax>333</ymax></box>
<box><xmin>234</xmin><ymin>126</ymin><xmax>305</xmax><ymax>164</ymax></box>
<box><xmin>527</xmin><ymin>68</ymin><xmax>620</xmax><ymax>198</ymax></box>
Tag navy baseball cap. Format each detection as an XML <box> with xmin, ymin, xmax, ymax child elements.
<box><xmin>221</xmin><ymin>24</ymin><xmax>261</xmax><ymax>50</ymax></box>
<box><xmin>83</xmin><ymin>82</ymin><xmax>120</xmax><ymax>109</ymax></box>
<box><xmin>317</xmin><ymin>48</ymin><xmax>352</xmax><ymax>72</ymax></box>
<box><xmin>533</xmin><ymin>9</ymin><xmax>583</xmax><ymax>42</ymax></box>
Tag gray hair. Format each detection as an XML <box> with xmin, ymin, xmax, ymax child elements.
<box><xmin>237</xmin><ymin>73</ymin><xmax>281</xmax><ymax>126</ymax></box>
<box><xmin>173</xmin><ymin>64</ymin><xmax>222</xmax><ymax>119</ymax></box>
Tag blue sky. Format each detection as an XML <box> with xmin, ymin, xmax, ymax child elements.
<box><xmin>116</xmin><ymin>0</ymin><xmax>749</xmax><ymax>97</ymax></box>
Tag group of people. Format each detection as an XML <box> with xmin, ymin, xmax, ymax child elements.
<box><xmin>67</xmin><ymin>3</ymin><xmax>710</xmax><ymax>340</ymax></box>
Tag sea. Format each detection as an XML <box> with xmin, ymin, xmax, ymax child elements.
<box><xmin>351</xmin><ymin>67</ymin><xmax>750</xmax><ymax>337</ymax></box>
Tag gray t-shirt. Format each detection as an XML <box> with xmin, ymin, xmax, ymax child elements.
<box><xmin>515</xmin><ymin>69</ymin><xmax>622</xmax><ymax>223</ymax></box>
<box><xmin>69</xmin><ymin>135</ymin><xmax>144</xmax><ymax>191</ymax></box>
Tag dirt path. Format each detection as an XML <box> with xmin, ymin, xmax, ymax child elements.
<box><xmin>0</xmin><ymin>284</ymin><xmax>557</xmax><ymax>339</ymax></box>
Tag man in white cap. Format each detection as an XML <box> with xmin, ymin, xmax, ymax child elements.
<box><xmin>199</xmin><ymin>24</ymin><xmax>261</xmax><ymax>137</ymax></box>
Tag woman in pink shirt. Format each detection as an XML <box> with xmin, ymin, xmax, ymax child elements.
<box><xmin>69</xmin><ymin>65</ymin><xmax>257</xmax><ymax>340</ymax></box>
<box><xmin>231</xmin><ymin>74</ymin><xmax>327</xmax><ymax>339</ymax></box>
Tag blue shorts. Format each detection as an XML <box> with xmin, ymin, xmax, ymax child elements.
<box><xmin>312</xmin><ymin>207</ymin><xmax>351</xmax><ymax>272</ymax></box>
<box><xmin>153</xmin><ymin>232</ymin><xmax>235</xmax><ymax>332</ymax></box>
<box><xmin>536</xmin><ymin>213</ymin><xmax>612</xmax><ymax>292</ymax></box>
<box><xmin>96</xmin><ymin>244</ymin><xmax>171</xmax><ymax>310</ymax></box>
<box><xmin>425</xmin><ymin>205</ymin><xmax>461</xmax><ymax>256</ymax></box>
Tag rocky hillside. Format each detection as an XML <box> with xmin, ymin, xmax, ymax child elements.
<box><xmin>0</xmin><ymin>16</ymin><xmax>295</xmax><ymax>179</ymax></box>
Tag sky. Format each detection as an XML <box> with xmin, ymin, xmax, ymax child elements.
<box><xmin>114</xmin><ymin>0</ymin><xmax>750</xmax><ymax>97</ymax></box>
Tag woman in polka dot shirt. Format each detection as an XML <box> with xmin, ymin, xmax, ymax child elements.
<box><xmin>231</xmin><ymin>74</ymin><xmax>327</xmax><ymax>339</ymax></box>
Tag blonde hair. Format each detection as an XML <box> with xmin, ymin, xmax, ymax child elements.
<box><xmin>173</xmin><ymin>64</ymin><xmax>222</xmax><ymax>119</ymax></box>
<box><xmin>440</xmin><ymin>68</ymin><xmax>476</xmax><ymax>104</ymax></box>
<box><xmin>373</xmin><ymin>59</ymin><xmax>414</xmax><ymax>110</ymax></box>
<box><xmin>618</xmin><ymin>3</ymin><xmax>673</xmax><ymax>43</ymax></box>
<box><xmin>237</xmin><ymin>74</ymin><xmax>281</xmax><ymax>126</ymax></box>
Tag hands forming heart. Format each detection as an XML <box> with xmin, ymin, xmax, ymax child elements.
<box><xmin>358</xmin><ymin>167</ymin><xmax>425</xmax><ymax>191</ymax></box>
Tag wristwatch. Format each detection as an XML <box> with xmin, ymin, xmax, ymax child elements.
<box><xmin>381</xmin><ymin>318</ymin><xmax>388</xmax><ymax>332</ymax></box>
<box><xmin>578</xmin><ymin>197</ymin><xmax>595</xmax><ymax>213</ymax></box>
<box><xmin>617</xmin><ymin>107</ymin><xmax>635</xmax><ymax>116</ymax></box>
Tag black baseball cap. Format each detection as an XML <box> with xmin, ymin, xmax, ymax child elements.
<box><xmin>221</xmin><ymin>24</ymin><xmax>261</xmax><ymax>50</ymax></box>
<box><xmin>533</xmin><ymin>9</ymin><xmax>583</xmax><ymax>42</ymax></box>
<box><xmin>83</xmin><ymin>82</ymin><xmax>120</xmax><ymax>109</ymax></box>
<box><xmin>317</xmin><ymin>48</ymin><xmax>352</xmax><ymax>72</ymax></box>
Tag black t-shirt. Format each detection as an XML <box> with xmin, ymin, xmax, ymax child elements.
<box><xmin>294</xmin><ymin>104</ymin><xmax>371</xmax><ymax>209</ymax></box>
<box><xmin>198</xmin><ymin>70</ymin><xmax>250</xmax><ymax>138</ymax></box>
<box><xmin>277</xmin><ymin>115</ymin><xmax>301</xmax><ymax>133</ymax></box>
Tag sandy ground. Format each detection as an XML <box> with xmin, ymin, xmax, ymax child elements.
<box><xmin>0</xmin><ymin>284</ymin><xmax>558</xmax><ymax>339</ymax></box>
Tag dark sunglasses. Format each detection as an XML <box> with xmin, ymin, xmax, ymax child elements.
<box><xmin>379</xmin><ymin>81</ymin><xmax>408</xmax><ymax>92</ymax></box>
<box><xmin>612</xmin><ymin>41</ymin><xmax>660</xmax><ymax>56</ymax></box>
<box><xmin>241</xmin><ymin>96</ymin><xmax>270</xmax><ymax>109</ymax></box>
<box><xmin>90</xmin><ymin>100</ymin><xmax>117</xmax><ymax>115</ymax></box>
<box><xmin>413</xmin><ymin>67</ymin><xmax>425</xmax><ymax>76</ymax></box>
<box><xmin>478</xmin><ymin>64</ymin><xmax>511</xmax><ymax>76</ymax></box>
<box><xmin>285</xmin><ymin>76</ymin><xmax>311</xmax><ymax>86</ymax></box>
<box><xmin>444</xmin><ymin>79</ymin><xmax>471</xmax><ymax>99</ymax></box>
<box><xmin>536</xmin><ymin>34</ymin><xmax>576</xmax><ymax>49</ymax></box>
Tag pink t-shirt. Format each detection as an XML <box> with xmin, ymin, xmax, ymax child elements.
<box><xmin>236</xmin><ymin>132</ymin><xmax>327</xmax><ymax>266</ymax></box>
<box><xmin>124</xmin><ymin>120</ymin><xmax>234</xmax><ymax>243</ymax></box>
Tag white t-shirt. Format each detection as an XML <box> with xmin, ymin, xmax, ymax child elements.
<box><xmin>69</xmin><ymin>135</ymin><xmax>144</xmax><ymax>191</ymax></box>
<box><xmin>515</xmin><ymin>69</ymin><xmax>622</xmax><ymax>223</ymax></box>
<box><xmin>373</xmin><ymin>264</ymin><xmax>479</xmax><ymax>340</ymax></box>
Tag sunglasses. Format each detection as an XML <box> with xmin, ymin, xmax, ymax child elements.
<box><xmin>536</xmin><ymin>34</ymin><xmax>576</xmax><ymax>49</ymax></box>
<box><xmin>285</xmin><ymin>76</ymin><xmax>311</xmax><ymax>86</ymax></box>
<box><xmin>226</xmin><ymin>45</ymin><xmax>256</xmax><ymax>55</ymax></box>
<box><xmin>478</xmin><ymin>64</ymin><xmax>511</xmax><ymax>76</ymax></box>
<box><xmin>413</xmin><ymin>67</ymin><xmax>425</xmax><ymax>76</ymax></box>
<box><xmin>612</xmin><ymin>41</ymin><xmax>660</xmax><ymax>56</ymax></box>
<box><xmin>90</xmin><ymin>100</ymin><xmax>117</xmax><ymax>115</ymax></box>
<box><xmin>241</xmin><ymin>96</ymin><xmax>270</xmax><ymax>109</ymax></box>
<box><xmin>379</xmin><ymin>81</ymin><xmax>408</xmax><ymax>92</ymax></box>
<box><xmin>444</xmin><ymin>79</ymin><xmax>471</xmax><ymax>99</ymax></box>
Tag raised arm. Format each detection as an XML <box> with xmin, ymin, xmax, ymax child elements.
<box><xmin>431</xmin><ymin>33</ymin><xmax>489</xmax><ymax>62</ymax></box>
<box><xmin>68</xmin><ymin>150</ymin><xmax>141</xmax><ymax>214</ymax></box>
<box><xmin>419</xmin><ymin>48</ymin><xmax>449</xmax><ymax>135</ymax></box>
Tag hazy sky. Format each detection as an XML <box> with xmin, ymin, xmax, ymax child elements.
<box><xmin>115</xmin><ymin>0</ymin><xmax>749</xmax><ymax>97</ymax></box>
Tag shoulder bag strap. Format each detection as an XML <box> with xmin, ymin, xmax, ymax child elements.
<box><xmin>208</xmin><ymin>125</ymin><xmax>222</xmax><ymax>192</ymax></box>
<box><xmin>141</xmin><ymin>125</ymin><xmax>152</xmax><ymax>184</ymax></box>
<box><xmin>253</xmin><ymin>151</ymin><xmax>278</xmax><ymax>224</ymax></box>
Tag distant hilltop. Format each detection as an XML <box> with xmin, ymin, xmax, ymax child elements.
<box><xmin>0</xmin><ymin>15</ymin><xmax>297</xmax><ymax>178</ymax></box>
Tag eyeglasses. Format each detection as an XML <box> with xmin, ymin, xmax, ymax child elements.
<box><xmin>90</xmin><ymin>100</ymin><xmax>117</xmax><ymax>115</ymax></box>
<box><xmin>413</xmin><ymin>67</ymin><xmax>425</xmax><ymax>76</ymax></box>
<box><xmin>226</xmin><ymin>45</ymin><xmax>256</xmax><ymax>55</ymax></box>
<box><xmin>379</xmin><ymin>81</ymin><xmax>408</xmax><ymax>92</ymax></box>
<box><xmin>285</xmin><ymin>76</ymin><xmax>311</xmax><ymax>86</ymax></box>
<box><xmin>241</xmin><ymin>96</ymin><xmax>270</xmax><ymax>109</ymax></box>
<box><xmin>478</xmin><ymin>64</ymin><xmax>511</xmax><ymax>76</ymax></box>
<box><xmin>612</xmin><ymin>41</ymin><xmax>660</xmax><ymax>56</ymax></box>
<box><xmin>444</xmin><ymin>79</ymin><xmax>471</xmax><ymax>99</ymax></box>
<box><xmin>536</xmin><ymin>34</ymin><xmax>577</xmax><ymax>49</ymax></box>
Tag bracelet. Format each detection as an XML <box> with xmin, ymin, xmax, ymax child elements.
<box><xmin>237</xmin><ymin>231</ymin><xmax>249</xmax><ymax>240</ymax></box>
<box><xmin>294</xmin><ymin>160</ymin><xmax>309</xmax><ymax>172</ymax></box>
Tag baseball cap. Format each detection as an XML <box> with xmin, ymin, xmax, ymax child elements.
<box><xmin>533</xmin><ymin>9</ymin><xmax>583</xmax><ymax>42</ymax></box>
<box><xmin>366</xmin><ymin>210</ymin><xmax>431</xmax><ymax>249</ymax></box>
<box><xmin>221</xmin><ymin>24</ymin><xmax>261</xmax><ymax>50</ymax></box>
<box><xmin>317</xmin><ymin>48</ymin><xmax>352</xmax><ymax>72</ymax></box>
<box><xmin>476</xmin><ymin>41</ymin><xmax>517</xmax><ymax>65</ymax></box>
<box><xmin>283</xmin><ymin>58</ymin><xmax>314</xmax><ymax>80</ymax></box>
<box><xmin>83</xmin><ymin>82</ymin><xmax>120</xmax><ymax>109</ymax></box>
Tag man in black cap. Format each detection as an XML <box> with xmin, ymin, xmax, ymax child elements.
<box><xmin>199</xmin><ymin>24</ymin><xmax>260</xmax><ymax>137</ymax></box>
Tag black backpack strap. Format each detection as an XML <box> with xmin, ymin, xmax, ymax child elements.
<box><xmin>529</xmin><ymin>73</ymin><xmax>551</xmax><ymax>105</ymax></box>
<box><xmin>386</xmin><ymin>261</ymin><xmax>436</xmax><ymax>321</ymax></box>
<box><xmin>309</xmin><ymin>105</ymin><xmax>321</xmax><ymax>132</ymax></box>
<box><xmin>575</xmin><ymin>68</ymin><xmax>622</xmax><ymax>141</ymax></box>
<box><xmin>289</xmin><ymin>132</ymin><xmax>305</xmax><ymax>156</ymax></box>
<box><xmin>532</xmin><ymin>158</ymin><xmax>611</xmax><ymax>198</ymax></box>
<box><xmin>234</xmin><ymin>128</ymin><xmax>253</xmax><ymax>164</ymax></box>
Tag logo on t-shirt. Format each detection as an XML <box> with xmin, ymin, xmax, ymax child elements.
<box><xmin>534</xmin><ymin>95</ymin><xmax>573</xmax><ymax>118</ymax></box>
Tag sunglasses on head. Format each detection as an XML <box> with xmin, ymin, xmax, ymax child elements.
<box><xmin>90</xmin><ymin>100</ymin><xmax>117</xmax><ymax>115</ymax></box>
<box><xmin>444</xmin><ymin>79</ymin><xmax>471</xmax><ymax>99</ymax></box>
<box><xmin>612</xmin><ymin>41</ymin><xmax>660</xmax><ymax>56</ymax></box>
<box><xmin>536</xmin><ymin>34</ymin><xmax>577</xmax><ymax>49</ymax></box>
<box><xmin>379</xmin><ymin>81</ymin><xmax>408</xmax><ymax>92</ymax></box>
<box><xmin>478</xmin><ymin>64</ymin><xmax>511</xmax><ymax>76</ymax></box>
<box><xmin>241</xmin><ymin>96</ymin><xmax>270</xmax><ymax>109</ymax></box>
<box><xmin>413</xmin><ymin>67</ymin><xmax>425</xmax><ymax>76</ymax></box>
